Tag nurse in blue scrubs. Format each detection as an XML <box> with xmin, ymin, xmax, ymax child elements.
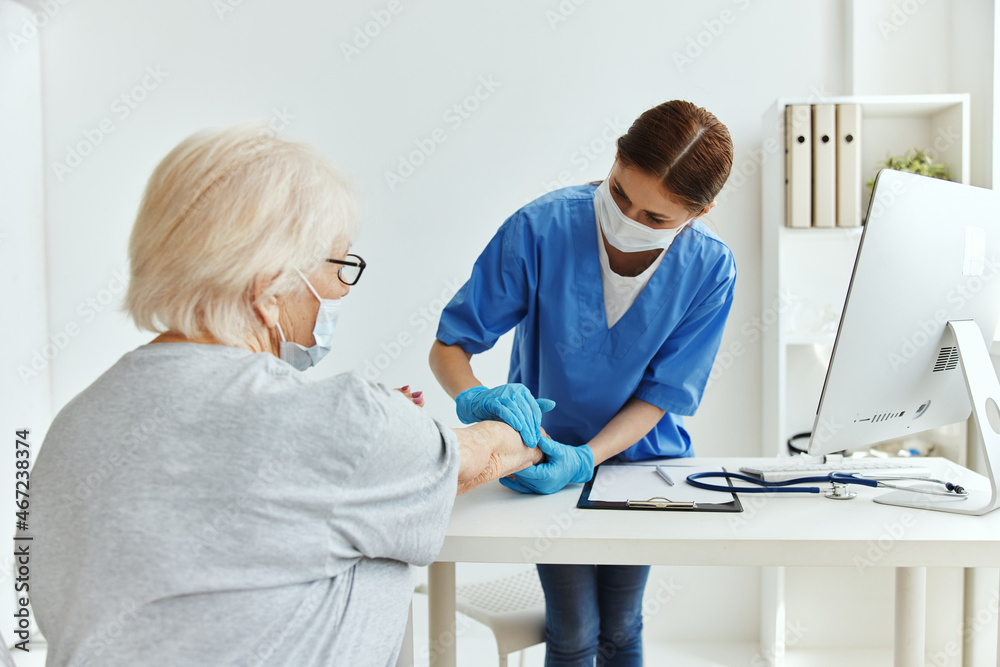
<box><xmin>429</xmin><ymin>100</ymin><xmax>735</xmax><ymax>667</ymax></box>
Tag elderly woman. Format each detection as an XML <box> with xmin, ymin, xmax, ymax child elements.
<box><xmin>31</xmin><ymin>126</ymin><xmax>542</xmax><ymax>667</ymax></box>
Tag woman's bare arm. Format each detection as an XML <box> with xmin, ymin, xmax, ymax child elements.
<box><xmin>452</xmin><ymin>420</ymin><xmax>544</xmax><ymax>494</ymax></box>
<box><xmin>429</xmin><ymin>340</ymin><xmax>481</xmax><ymax>400</ymax></box>
<box><xmin>586</xmin><ymin>397</ymin><xmax>666</xmax><ymax>465</ymax></box>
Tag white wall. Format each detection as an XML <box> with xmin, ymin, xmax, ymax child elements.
<box><xmin>802</xmin><ymin>2</ymin><xmax>995</xmax><ymax>663</ymax></box>
<box><xmin>1</xmin><ymin>0</ymin><xmax>48</xmax><ymax>644</ymax></box>
<box><xmin>25</xmin><ymin>0</ymin><xmax>843</xmax><ymax>651</ymax></box>
<box><xmin>33</xmin><ymin>0</ymin><xmax>845</xmax><ymax>455</ymax></box>
<box><xmin>850</xmin><ymin>0</ymin><xmax>994</xmax><ymax>188</ymax></box>
<box><xmin>15</xmin><ymin>0</ymin><xmax>996</xmax><ymax>659</ymax></box>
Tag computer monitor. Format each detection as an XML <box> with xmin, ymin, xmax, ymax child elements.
<box><xmin>807</xmin><ymin>169</ymin><xmax>1000</xmax><ymax>514</ymax></box>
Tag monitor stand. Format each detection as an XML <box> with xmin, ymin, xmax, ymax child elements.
<box><xmin>874</xmin><ymin>320</ymin><xmax>1000</xmax><ymax>515</ymax></box>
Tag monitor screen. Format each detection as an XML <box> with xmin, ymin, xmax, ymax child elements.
<box><xmin>808</xmin><ymin>169</ymin><xmax>1000</xmax><ymax>457</ymax></box>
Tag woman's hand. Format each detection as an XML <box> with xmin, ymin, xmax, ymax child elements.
<box><xmin>455</xmin><ymin>383</ymin><xmax>555</xmax><ymax>447</ymax></box>
<box><xmin>395</xmin><ymin>385</ymin><xmax>424</xmax><ymax>408</ymax></box>
<box><xmin>499</xmin><ymin>437</ymin><xmax>595</xmax><ymax>495</ymax></box>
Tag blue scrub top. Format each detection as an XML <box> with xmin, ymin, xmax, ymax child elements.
<box><xmin>435</xmin><ymin>184</ymin><xmax>736</xmax><ymax>461</ymax></box>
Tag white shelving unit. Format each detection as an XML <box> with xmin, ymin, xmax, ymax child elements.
<box><xmin>761</xmin><ymin>93</ymin><xmax>971</xmax><ymax>458</ymax></box>
<box><xmin>758</xmin><ymin>94</ymin><xmax>971</xmax><ymax>667</ymax></box>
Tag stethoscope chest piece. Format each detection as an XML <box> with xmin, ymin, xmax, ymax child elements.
<box><xmin>825</xmin><ymin>482</ymin><xmax>857</xmax><ymax>500</ymax></box>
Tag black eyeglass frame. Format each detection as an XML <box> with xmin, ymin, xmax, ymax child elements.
<box><xmin>325</xmin><ymin>254</ymin><xmax>366</xmax><ymax>286</ymax></box>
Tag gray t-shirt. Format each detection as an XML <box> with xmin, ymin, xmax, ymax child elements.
<box><xmin>31</xmin><ymin>343</ymin><xmax>459</xmax><ymax>666</ymax></box>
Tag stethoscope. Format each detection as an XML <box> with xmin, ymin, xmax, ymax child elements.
<box><xmin>685</xmin><ymin>471</ymin><xmax>969</xmax><ymax>501</ymax></box>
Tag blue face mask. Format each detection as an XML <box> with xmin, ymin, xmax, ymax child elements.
<box><xmin>276</xmin><ymin>270</ymin><xmax>341</xmax><ymax>370</ymax></box>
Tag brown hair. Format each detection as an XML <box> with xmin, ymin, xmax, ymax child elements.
<box><xmin>616</xmin><ymin>100</ymin><xmax>733</xmax><ymax>214</ymax></box>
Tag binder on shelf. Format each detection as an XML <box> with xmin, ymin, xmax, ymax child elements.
<box><xmin>836</xmin><ymin>103</ymin><xmax>862</xmax><ymax>227</ymax></box>
<box><xmin>811</xmin><ymin>104</ymin><xmax>836</xmax><ymax>228</ymax></box>
<box><xmin>784</xmin><ymin>104</ymin><xmax>811</xmax><ymax>228</ymax></box>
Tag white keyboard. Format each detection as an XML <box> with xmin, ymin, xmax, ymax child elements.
<box><xmin>739</xmin><ymin>459</ymin><xmax>933</xmax><ymax>482</ymax></box>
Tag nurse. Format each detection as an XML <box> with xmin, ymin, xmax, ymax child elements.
<box><xmin>429</xmin><ymin>100</ymin><xmax>735</xmax><ymax>667</ymax></box>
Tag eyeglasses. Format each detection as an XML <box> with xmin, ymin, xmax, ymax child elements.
<box><xmin>326</xmin><ymin>254</ymin><xmax>366</xmax><ymax>286</ymax></box>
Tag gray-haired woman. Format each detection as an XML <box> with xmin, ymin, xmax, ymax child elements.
<box><xmin>30</xmin><ymin>125</ymin><xmax>541</xmax><ymax>667</ymax></box>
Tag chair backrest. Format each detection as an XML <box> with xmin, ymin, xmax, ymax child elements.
<box><xmin>454</xmin><ymin>569</ymin><xmax>546</xmax><ymax>616</ymax></box>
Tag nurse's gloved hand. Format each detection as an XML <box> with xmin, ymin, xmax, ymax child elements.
<box><xmin>455</xmin><ymin>384</ymin><xmax>556</xmax><ymax>447</ymax></box>
<box><xmin>499</xmin><ymin>437</ymin><xmax>594</xmax><ymax>495</ymax></box>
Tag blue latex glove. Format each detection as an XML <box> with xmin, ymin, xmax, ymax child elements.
<box><xmin>499</xmin><ymin>437</ymin><xmax>595</xmax><ymax>495</ymax></box>
<box><xmin>455</xmin><ymin>384</ymin><xmax>556</xmax><ymax>447</ymax></box>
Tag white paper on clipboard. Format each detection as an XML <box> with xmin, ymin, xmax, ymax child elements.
<box><xmin>588</xmin><ymin>465</ymin><xmax>736</xmax><ymax>505</ymax></box>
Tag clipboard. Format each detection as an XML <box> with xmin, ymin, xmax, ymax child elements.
<box><xmin>578</xmin><ymin>464</ymin><xmax>743</xmax><ymax>512</ymax></box>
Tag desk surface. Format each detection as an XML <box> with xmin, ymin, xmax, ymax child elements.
<box><xmin>438</xmin><ymin>457</ymin><xmax>1000</xmax><ymax>568</ymax></box>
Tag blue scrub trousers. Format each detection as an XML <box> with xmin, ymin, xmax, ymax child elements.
<box><xmin>536</xmin><ymin>563</ymin><xmax>650</xmax><ymax>667</ymax></box>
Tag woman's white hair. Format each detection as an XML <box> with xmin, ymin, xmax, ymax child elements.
<box><xmin>124</xmin><ymin>123</ymin><xmax>359</xmax><ymax>347</ymax></box>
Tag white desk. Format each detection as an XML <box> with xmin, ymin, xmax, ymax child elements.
<box><xmin>425</xmin><ymin>457</ymin><xmax>1000</xmax><ymax>667</ymax></box>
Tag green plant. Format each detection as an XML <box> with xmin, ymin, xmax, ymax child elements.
<box><xmin>866</xmin><ymin>148</ymin><xmax>951</xmax><ymax>189</ymax></box>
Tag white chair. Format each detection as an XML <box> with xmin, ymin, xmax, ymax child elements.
<box><xmin>416</xmin><ymin>568</ymin><xmax>547</xmax><ymax>667</ymax></box>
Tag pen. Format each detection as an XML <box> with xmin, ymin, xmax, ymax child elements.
<box><xmin>655</xmin><ymin>466</ymin><xmax>675</xmax><ymax>486</ymax></box>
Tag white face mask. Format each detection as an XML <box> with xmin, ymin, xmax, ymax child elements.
<box><xmin>594</xmin><ymin>178</ymin><xmax>686</xmax><ymax>253</ymax></box>
<box><xmin>276</xmin><ymin>270</ymin><xmax>341</xmax><ymax>370</ymax></box>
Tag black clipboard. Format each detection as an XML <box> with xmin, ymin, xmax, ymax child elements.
<box><xmin>577</xmin><ymin>465</ymin><xmax>744</xmax><ymax>512</ymax></box>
